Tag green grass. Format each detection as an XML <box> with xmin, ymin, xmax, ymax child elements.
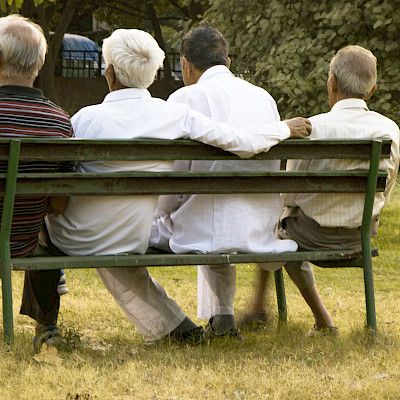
<box><xmin>1</xmin><ymin>185</ymin><xmax>400</xmax><ymax>399</ymax></box>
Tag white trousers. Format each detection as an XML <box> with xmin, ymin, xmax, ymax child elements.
<box><xmin>197</xmin><ymin>264</ymin><xmax>236</xmax><ymax>320</ymax></box>
<box><xmin>97</xmin><ymin>267</ymin><xmax>186</xmax><ymax>341</ymax></box>
<box><xmin>197</xmin><ymin>262</ymin><xmax>284</xmax><ymax>320</ymax></box>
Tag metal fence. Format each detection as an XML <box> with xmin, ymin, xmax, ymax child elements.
<box><xmin>56</xmin><ymin>50</ymin><xmax>182</xmax><ymax>80</ymax></box>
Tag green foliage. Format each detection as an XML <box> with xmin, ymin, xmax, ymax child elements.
<box><xmin>0</xmin><ymin>0</ymin><xmax>54</xmax><ymax>12</ymax></box>
<box><xmin>206</xmin><ymin>0</ymin><xmax>400</xmax><ymax>122</ymax></box>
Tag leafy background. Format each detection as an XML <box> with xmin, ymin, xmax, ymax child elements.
<box><xmin>205</xmin><ymin>0</ymin><xmax>399</xmax><ymax>121</ymax></box>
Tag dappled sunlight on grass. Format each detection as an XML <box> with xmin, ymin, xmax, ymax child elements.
<box><xmin>1</xmin><ymin>184</ymin><xmax>400</xmax><ymax>399</ymax></box>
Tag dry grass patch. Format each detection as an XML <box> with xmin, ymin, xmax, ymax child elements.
<box><xmin>1</xmin><ymin>185</ymin><xmax>400</xmax><ymax>399</ymax></box>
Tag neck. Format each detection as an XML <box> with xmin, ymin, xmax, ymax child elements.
<box><xmin>189</xmin><ymin>66</ymin><xmax>209</xmax><ymax>85</ymax></box>
<box><xmin>330</xmin><ymin>92</ymin><xmax>361</xmax><ymax>108</ymax></box>
<box><xmin>0</xmin><ymin>76</ymin><xmax>34</xmax><ymax>87</ymax></box>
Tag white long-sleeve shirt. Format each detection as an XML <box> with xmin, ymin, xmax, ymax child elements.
<box><xmin>283</xmin><ymin>98</ymin><xmax>399</xmax><ymax>228</ymax></box>
<box><xmin>47</xmin><ymin>87</ymin><xmax>290</xmax><ymax>256</ymax></box>
<box><xmin>153</xmin><ymin>66</ymin><xmax>298</xmax><ymax>254</ymax></box>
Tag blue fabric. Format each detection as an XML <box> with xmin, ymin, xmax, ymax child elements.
<box><xmin>62</xmin><ymin>33</ymin><xmax>100</xmax><ymax>61</ymax></box>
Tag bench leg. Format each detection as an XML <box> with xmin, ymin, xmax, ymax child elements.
<box><xmin>0</xmin><ymin>245</ymin><xmax>14</xmax><ymax>345</ymax></box>
<box><xmin>274</xmin><ymin>268</ymin><xmax>287</xmax><ymax>323</ymax></box>
<box><xmin>363</xmin><ymin>256</ymin><xmax>377</xmax><ymax>334</ymax></box>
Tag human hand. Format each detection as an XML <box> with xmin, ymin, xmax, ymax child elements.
<box><xmin>284</xmin><ymin>117</ymin><xmax>312</xmax><ymax>138</ymax></box>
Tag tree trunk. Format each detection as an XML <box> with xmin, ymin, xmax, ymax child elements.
<box><xmin>146</xmin><ymin>0</ymin><xmax>172</xmax><ymax>80</ymax></box>
<box><xmin>36</xmin><ymin>0</ymin><xmax>77</xmax><ymax>102</ymax></box>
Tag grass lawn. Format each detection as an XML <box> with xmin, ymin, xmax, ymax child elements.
<box><xmin>1</xmin><ymin>184</ymin><xmax>400</xmax><ymax>400</ymax></box>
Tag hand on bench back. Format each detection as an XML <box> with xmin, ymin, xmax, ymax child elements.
<box><xmin>284</xmin><ymin>117</ymin><xmax>312</xmax><ymax>138</ymax></box>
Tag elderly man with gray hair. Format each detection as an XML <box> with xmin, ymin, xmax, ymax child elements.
<box><xmin>0</xmin><ymin>14</ymin><xmax>73</xmax><ymax>351</ymax></box>
<box><xmin>46</xmin><ymin>28</ymin><xmax>311</xmax><ymax>345</ymax></box>
<box><xmin>245</xmin><ymin>45</ymin><xmax>399</xmax><ymax>333</ymax></box>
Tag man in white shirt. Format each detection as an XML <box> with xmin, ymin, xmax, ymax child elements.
<box><xmin>47</xmin><ymin>28</ymin><xmax>310</xmax><ymax>344</ymax></box>
<box><xmin>150</xmin><ymin>25</ymin><xmax>300</xmax><ymax>338</ymax></box>
<box><xmin>245</xmin><ymin>45</ymin><xmax>399</xmax><ymax>333</ymax></box>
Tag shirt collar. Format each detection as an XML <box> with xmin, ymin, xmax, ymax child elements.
<box><xmin>198</xmin><ymin>65</ymin><xmax>233</xmax><ymax>83</ymax></box>
<box><xmin>331</xmin><ymin>98</ymin><xmax>369</xmax><ymax>112</ymax></box>
<box><xmin>103</xmin><ymin>88</ymin><xmax>151</xmax><ymax>103</ymax></box>
<box><xmin>0</xmin><ymin>85</ymin><xmax>43</xmax><ymax>98</ymax></box>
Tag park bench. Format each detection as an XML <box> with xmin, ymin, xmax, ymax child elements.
<box><xmin>0</xmin><ymin>137</ymin><xmax>391</xmax><ymax>345</ymax></box>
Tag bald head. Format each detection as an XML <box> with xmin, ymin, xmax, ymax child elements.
<box><xmin>329</xmin><ymin>45</ymin><xmax>377</xmax><ymax>99</ymax></box>
<box><xmin>0</xmin><ymin>14</ymin><xmax>47</xmax><ymax>82</ymax></box>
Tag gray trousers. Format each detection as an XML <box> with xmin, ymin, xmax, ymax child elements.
<box><xmin>97</xmin><ymin>267</ymin><xmax>186</xmax><ymax>341</ymax></box>
<box><xmin>282</xmin><ymin>209</ymin><xmax>371</xmax><ymax>289</ymax></box>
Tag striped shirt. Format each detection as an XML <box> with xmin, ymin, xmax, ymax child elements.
<box><xmin>0</xmin><ymin>85</ymin><xmax>72</xmax><ymax>257</ymax></box>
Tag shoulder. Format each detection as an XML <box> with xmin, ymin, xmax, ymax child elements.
<box><xmin>30</xmin><ymin>95</ymin><xmax>70</xmax><ymax>121</ymax></box>
<box><xmin>368</xmin><ymin>110</ymin><xmax>399</xmax><ymax>133</ymax></box>
<box><xmin>233</xmin><ymin>75</ymin><xmax>275</xmax><ymax>97</ymax></box>
<box><xmin>71</xmin><ymin>103</ymin><xmax>103</xmax><ymax>124</ymax></box>
<box><xmin>168</xmin><ymin>84</ymin><xmax>208</xmax><ymax>104</ymax></box>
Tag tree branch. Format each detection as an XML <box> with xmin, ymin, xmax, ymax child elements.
<box><xmin>113</xmin><ymin>0</ymin><xmax>147</xmax><ymax>17</ymax></box>
<box><xmin>167</xmin><ymin>0</ymin><xmax>190</xmax><ymax>18</ymax></box>
<box><xmin>102</xmin><ymin>4</ymin><xmax>148</xmax><ymax>20</ymax></box>
<box><xmin>146</xmin><ymin>0</ymin><xmax>172</xmax><ymax>79</ymax></box>
<box><xmin>49</xmin><ymin>0</ymin><xmax>78</xmax><ymax>60</ymax></box>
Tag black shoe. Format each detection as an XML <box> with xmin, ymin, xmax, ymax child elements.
<box><xmin>205</xmin><ymin>317</ymin><xmax>243</xmax><ymax>340</ymax></box>
<box><xmin>33</xmin><ymin>323</ymin><xmax>60</xmax><ymax>353</ymax></box>
<box><xmin>170</xmin><ymin>326</ymin><xmax>206</xmax><ymax>345</ymax></box>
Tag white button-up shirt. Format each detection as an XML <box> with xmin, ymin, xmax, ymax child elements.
<box><xmin>47</xmin><ymin>87</ymin><xmax>290</xmax><ymax>256</ymax></box>
<box><xmin>283</xmin><ymin>98</ymin><xmax>400</xmax><ymax>228</ymax></box>
<box><xmin>153</xmin><ymin>66</ymin><xmax>298</xmax><ymax>253</ymax></box>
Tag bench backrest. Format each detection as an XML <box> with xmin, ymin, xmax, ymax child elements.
<box><xmin>0</xmin><ymin>137</ymin><xmax>392</xmax><ymax>257</ymax></box>
<box><xmin>0</xmin><ymin>138</ymin><xmax>391</xmax><ymax>195</ymax></box>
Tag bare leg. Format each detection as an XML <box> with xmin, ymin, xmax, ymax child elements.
<box><xmin>285</xmin><ymin>261</ymin><xmax>334</xmax><ymax>328</ymax></box>
<box><xmin>252</xmin><ymin>266</ymin><xmax>272</xmax><ymax>315</ymax></box>
<box><xmin>239</xmin><ymin>264</ymin><xmax>272</xmax><ymax>326</ymax></box>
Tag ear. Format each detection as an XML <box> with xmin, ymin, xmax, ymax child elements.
<box><xmin>181</xmin><ymin>56</ymin><xmax>190</xmax><ymax>74</ymax></box>
<box><xmin>328</xmin><ymin>74</ymin><xmax>337</xmax><ymax>93</ymax></box>
<box><xmin>104</xmin><ymin>64</ymin><xmax>115</xmax><ymax>91</ymax></box>
<box><xmin>181</xmin><ymin>56</ymin><xmax>195</xmax><ymax>85</ymax></box>
<box><xmin>365</xmin><ymin>84</ymin><xmax>377</xmax><ymax>100</ymax></box>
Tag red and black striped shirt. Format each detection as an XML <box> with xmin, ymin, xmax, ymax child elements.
<box><xmin>0</xmin><ymin>85</ymin><xmax>73</xmax><ymax>257</ymax></box>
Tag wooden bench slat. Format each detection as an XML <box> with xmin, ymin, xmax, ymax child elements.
<box><xmin>1</xmin><ymin>174</ymin><xmax>387</xmax><ymax>196</ymax></box>
<box><xmin>0</xmin><ymin>138</ymin><xmax>392</xmax><ymax>161</ymax></box>
<box><xmin>11</xmin><ymin>249</ymin><xmax>372</xmax><ymax>270</ymax></box>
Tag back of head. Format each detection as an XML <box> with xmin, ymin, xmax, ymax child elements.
<box><xmin>180</xmin><ymin>24</ymin><xmax>229</xmax><ymax>71</ymax></box>
<box><xmin>0</xmin><ymin>14</ymin><xmax>47</xmax><ymax>81</ymax></box>
<box><xmin>329</xmin><ymin>45</ymin><xmax>377</xmax><ymax>98</ymax></box>
<box><xmin>102</xmin><ymin>29</ymin><xmax>165</xmax><ymax>89</ymax></box>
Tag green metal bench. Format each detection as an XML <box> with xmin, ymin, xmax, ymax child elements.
<box><xmin>0</xmin><ymin>137</ymin><xmax>391</xmax><ymax>344</ymax></box>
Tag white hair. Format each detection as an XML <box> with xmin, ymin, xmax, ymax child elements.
<box><xmin>329</xmin><ymin>45</ymin><xmax>377</xmax><ymax>98</ymax></box>
<box><xmin>102</xmin><ymin>29</ymin><xmax>165</xmax><ymax>89</ymax></box>
<box><xmin>0</xmin><ymin>14</ymin><xmax>47</xmax><ymax>80</ymax></box>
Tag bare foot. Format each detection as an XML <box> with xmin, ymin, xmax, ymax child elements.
<box><xmin>237</xmin><ymin>311</ymin><xmax>270</xmax><ymax>330</ymax></box>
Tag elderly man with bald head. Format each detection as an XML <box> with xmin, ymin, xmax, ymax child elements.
<box><xmin>245</xmin><ymin>45</ymin><xmax>399</xmax><ymax>333</ymax></box>
<box><xmin>0</xmin><ymin>14</ymin><xmax>73</xmax><ymax>351</ymax></box>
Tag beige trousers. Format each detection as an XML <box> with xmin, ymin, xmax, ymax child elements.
<box><xmin>97</xmin><ymin>267</ymin><xmax>186</xmax><ymax>341</ymax></box>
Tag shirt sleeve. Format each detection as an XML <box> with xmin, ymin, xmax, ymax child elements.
<box><xmin>181</xmin><ymin>107</ymin><xmax>290</xmax><ymax>158</ymax></box>
<box><xmin>382</xmin><ymin>125</ymin><xmax>400</xmax><ymax>204</ymax></box>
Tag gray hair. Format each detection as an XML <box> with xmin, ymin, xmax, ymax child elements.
<box><xmin>329</xmin><ymin>45</ymin><xmax>377</xmax><ymax>98</ymax></box>
<box><xmin>0</xmin><ymin>14</ymin><xmax>47</xmax><ymax>80</ymax></box>
<box><xmin>102</xmin><ymin>29</ymin><xmax>165</xmax><ymax>89</ymax></box>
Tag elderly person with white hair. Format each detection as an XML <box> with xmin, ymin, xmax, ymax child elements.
<box><xmin>46</xmin><ymin>28</ymin><xmax>311</xmax><ymax>345</ymax></box>
<box><xmin>244</xmin><ymin>45</ymin><xmax>399</xmax><ymax>334</ymax></box>
<box><xmin>0</xmin><ymin>14</ymin><xmax>73</xmax><ymax>352</ymax></box>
